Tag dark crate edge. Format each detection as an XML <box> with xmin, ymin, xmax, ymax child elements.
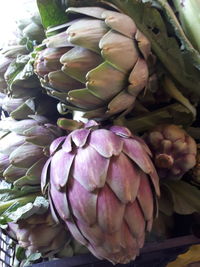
<box><xmin>29</xmin><ymin>235</ymin><xmax>200</xmax><ymax>267</ymax></box>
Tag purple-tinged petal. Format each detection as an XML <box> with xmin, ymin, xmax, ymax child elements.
<box><xmin>134</xmin><ymin>136</ymin><xmax>152</xmax><ymax>157</ymax></box>
<box><xmin>76</xmin><ymin>220</ymin><xmax>122</xmax><ymax>255</ymax></box>
<box><xmin>97</xmin><ymin>184</ymin><xmax>125</xmax><ymax>234</ymax></box>
<box><xmin>68</xmin><ymin>178</ymin><xmax>97</xmax><ymax>226</ymax></box>
<box><xmin>62</xmin><ymin>133</ymin><xmax>73</xmax><ymax>152</ymax></box>
<box><xmin>124</xmin><ymin>200</ymin><xmax>145</xmax><ymax>239</ymax></box>
<box><xmin>50</xmin><ymin>149</ymin><xmax>75</xmax><ymax>189</ymax></box>
<box><xmin>41</xmin><ymin>157</ymin><xmax>52</xmax><ymax>193</ymax></box>
<box><xmin>121</xmin><ymin>222</ymin><xmax>139</xmax><ymax>254</ymax></box>
<box><xmin>49</xmin><ymin>136</ymin><xmax>66</xmax><ymax>155</ymax></box>
<box><xmin>137</xmin><ymin>172</ymin><xmax>154</xmax><ymax>221</ymax></box>
<box><xmin>149</xmin><ymin>167</ymin><xmax>160</xmax><ymax>196</ymax></box>
<box><xmin>76</xmin><ymin>221</ymin><xmax>104</xmax><ymax>247</ymax></box>
<box><xmin>65</xmin><ymin>220</ymin><xmax>88</xmax><ymax>246</ymax></box>
<box><xmin>147</xmin><ymin>218</ymin><xmax>153</xmax><ymax>232</ymax></box>
<box><xmin>84</xmin><ymin>120</ymin><xmax>99</xmax><ymax>128</ymax></box>
<box><xmin>66</xmin><ymin>19</ymin><xmax>107</xmax><ymax>54</ymax></box>
<box><xmin>135</xmin><ymin>30</ymin><xmax>151</xmax><ymax>60</ymax></box>
<box><xmin>73</xmin><ymin>146</ymin><xmax>109</xmax><ymax>191</ymax></box>
<box><xmin>106</xmin><ymin>153</ymin><xmax>140</xmax><ymax>203</ymax></box>
<box><xmin>101</xmin><ymin>10</ymin><xmax>137</xmax><ymax>39</ymax></box>
<box><xmin>48</xmin><ymin>189</ymin><xmax>60</xmax><ymax>224</ymax></box>
<box><xmin>71</xmin><ymin>128</ymin><xmax>90</xmax><ymax>147</ymax></box>
<box><xmin>50</xmin><ymin>180</ymin><xmax>70</xmax><ymax>220</ymax></box>
<box><xmin>87</xmin><ymin>244</ymin><xmax>103</xmax><ymax>260</ymax></box>
<box><xmin>123</xmin><ymin>138</ymin><xmax>153</xmax><ymax>174</ymax></box>
<box><xmin>103</xmin><ymin>231</ymin><xmax>123</xmax><ymax>254</ymax></box>
<box><xmin>90</xmin><ymin>129</ymin><xmax>123</xmax><ymax>158</ymax></box>
<box><xmin>109</xmin><ymin>126</ymin><xmax>132</xmax><ymax>138</ymax></box>
<box><xmin>137</xmin><ymin>234</ymin><xmax>145</xmax><ymax>249</ymax></box>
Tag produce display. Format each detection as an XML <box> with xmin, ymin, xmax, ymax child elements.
<box><xmin>0</xmin><ymin>0</ymin><xmax>199</xmax><ymax>266</ymax></box>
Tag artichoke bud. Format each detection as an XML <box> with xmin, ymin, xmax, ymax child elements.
<box><xmin>0</xmin><ymin>116</ymin><xmax>63</xmax><ymax>186</ymax></box>
<box><xmin>144</xmin><ymin>124</ymin><xmax>197</xmax><ymax>180</ymax></box>
<box><xmin>42</xmin><ymin>121</ymin><xmax>160</xmax><ymax>264</ymax></box>
<box><xmin>7</xmin><ymin>211</ymin><xmax>71</xmax><ymax>256</ymax></box>
<box><xmin>34</xmin><ymin>6</ymin><xmax>157</xmax><ymax>120</ymax></box>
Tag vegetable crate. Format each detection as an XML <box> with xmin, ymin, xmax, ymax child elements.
<box><xmin>0</xmin><ymin>230</ymin><xmax>14</xmax><ymax>267</ymax></box>
<box><xmin>1</xmin><ymin>230</ymin><xmax>200</xmax><ymax>267</ymax></box>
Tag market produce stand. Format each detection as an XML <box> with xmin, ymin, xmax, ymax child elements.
<box><xmin>0</xmin><ymin>0</ymin><xmax>200</xmax><ymax>266</ymax></box>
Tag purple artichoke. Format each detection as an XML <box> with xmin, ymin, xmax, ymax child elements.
<box><xmin>41</xmin><ymin>121</ymin><xmax>160</xmax><ymax>264</ymax></box>
<box><xmin>8</xmin><ymin>211</ymin><xmax>70</xmax><ymax>256</ymax></box>
<box><xmin>144</xmin><ymin>124</ymin><xmax>197</xmax><ymax>180</ymax></box>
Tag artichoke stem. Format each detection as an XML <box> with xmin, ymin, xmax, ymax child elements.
<box><xmin>155</xmin><ymin>154</ymin><xmax>174</xmax><ymax>169</ymax></box>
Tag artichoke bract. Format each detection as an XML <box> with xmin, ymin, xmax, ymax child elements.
<box><xmin>144</xmin><ymin>124</ymin><xmax>197</xmax><ymax>180</ymax></box>
<box><xmin>8</xmin><ymin>211</ymin><xmax>70</xmax><ymax>256</ymax></box>
<box><xmin>35</xmin><ymin>7</ymin><xmax>156</xmax><ymax>119</ymax></box>
<box><xmin>41</xmin><ymin>120</ymin><xmax>160</xmax><ymax>264</ymax></box>
<box><xmin>191</xmin><ymin>144</ymin><xmax>200</xmax><ymax>185</ymax></box>
<box><xmin>0</xmin><ymin>115</ymin><xmax>62</xmax><ymax>187</ymax></box>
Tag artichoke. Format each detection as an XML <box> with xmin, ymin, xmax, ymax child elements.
<box><xmin>7</xmin><ymin>211</ymin><xmax>70</xmax><ymax>256</ymax></box>
<box><xmin>144</xmin><ymin>124</ymin><xmax>197</xmax><ymax>180</ymax></box>
<box><xmin>17</xmin><ymin>12</ymin><xmax>45</xmax><ymax>44</ymax></box>
<box><xmin>0</xmin><ymin>11</ymin><xmax>57</xmax><ymax>120</ymax></box>
<box><xmin>42</xmin><ymin>120</ymin><xmax>160</xmax><ymax>264</ymax></box>
<box><xmin>0</xmin><ymin>48</ymin><xmax>60</xmax><ymax>120</ymax></box>
<box><xmin>35</xmin><ymin>7</ymin><xmax>156</xmax><ymax>119</ymax></box>
<box><xmin>0</xmin><ymin>115</ymin><xmax>62</xmax><ymax>187</ymax></box>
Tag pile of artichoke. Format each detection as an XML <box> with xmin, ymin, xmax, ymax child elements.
<box><xmin>0</xmin><ymin>0</ymin><xmax>199</xmax><ymax>266</ymax></box>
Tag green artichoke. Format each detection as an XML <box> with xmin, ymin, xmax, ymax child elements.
<box><xmin>42</xmin><ymin>120</ymin><xmax>160</xmax><ymax>264</ymax></box>
<box><xmin>0</xmin><ymin>11</ymin><xmax>57</xmax><ymax>120</ymax></box>
<box><xmin>7</xmin><ymin>211</ymin><xmax>70</xmax><ymax>256</ymax></box>
<box><xmin>35</xmin><ymin>7</ymin><xmax>156</xmax><ymax>119</ymax></box>
<box><xmin>0</xmin><ymin>115</ymin><xmax>62</xmax><ymax>187</ymax></box>
<box><xmin>17</xmin><ymin>12</ymin><xmax>45</xmax><ymax>44</ymax></box>
<box><xmin>144</xmin><ymin>124</ymin><xmax>197</xmax><ymax>180</ymax></box>
<box><xmin>0</xmin><ymin>48</ymin><xmax>60</xmax><ymax>120</ymax></box>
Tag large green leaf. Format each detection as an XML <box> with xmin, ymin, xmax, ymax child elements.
<box><xmin>37</xmin><ymin>0</ymin><xmax>69</xmax><ymax>29</ymax></box>
<box><xmin>115</xmin><ymin>103</ymin><xmax>194</xmax><ymax>133</ymax></box>
<box><xmin>162</xmin><ymin>180</ymin><xmax>200</xmax><ymax>215</ymax></box>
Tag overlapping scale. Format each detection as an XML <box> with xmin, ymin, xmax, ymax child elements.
<box><xmin>43</xmin><ymin>122</ymin><xmax>160</xmax><ymax>264</ymax></box>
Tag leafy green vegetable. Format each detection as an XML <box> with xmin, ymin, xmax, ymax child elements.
<box><xmin>36</xmin><ymin>0</ymin><xmax>69</xmax><ymax>29</ymax></box>
<box><xmin>162</xmin><ymin>180</ymin><xmax>200</xmax><ymax>215</ymax></box>
<box><xmin>115</xmin><ymin>103</ymin><xmax>194</xmax><ymax>133</ymax></box>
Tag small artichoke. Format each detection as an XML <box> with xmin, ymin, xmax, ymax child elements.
<box><xmin>144</xmin><ymin>124</ymin><xmax>197</xmax><ymax>180</ymax></box>
<box><xmin>42</xmin><ymin>120</ymin><xmax>160</xmax><ymax>264</ymax></box>
<box><xmin>35</xmin><ymin>6</ymin><xmax>156</xmax><ymax>119</ymax></box>
<box><xmin>7</xmin><ymin>211</ymin><xmax>70</xmax><ymax>256</ymax></box>
<box><xmin>0</xmin><ymin>115</ymin><xmax>62</xmax><ymax>187</ymax></box>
